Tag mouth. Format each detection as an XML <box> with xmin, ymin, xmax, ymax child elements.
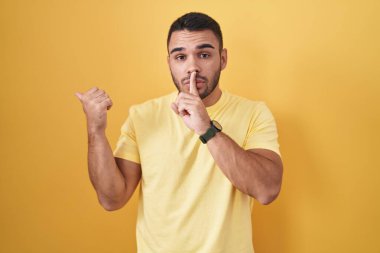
<box><xmin>183</xmin><ymin>80</ymin><xmax>206</xmax><ymax>90</ymax></box>
<box><xmin>183</xmin><ymin>79</ymin><xmax>206</xmax><ymax>85</ymax></box>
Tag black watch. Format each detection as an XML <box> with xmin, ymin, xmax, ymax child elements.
<box><xmin>199</xmin><ymin>120</ymin><xmax>222</xmax><ymax>144</ymax></box>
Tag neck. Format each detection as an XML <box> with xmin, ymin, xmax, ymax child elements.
<box><xmin>202</xmin><ymin>86</ymin><xmax>222</xmax><ymax>107</ymax></box>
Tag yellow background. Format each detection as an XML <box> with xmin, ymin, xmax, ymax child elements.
<box><xmin>1</xmin><ymin>0</ymin><xmax>379</xmax><ymax>252</ymax></box>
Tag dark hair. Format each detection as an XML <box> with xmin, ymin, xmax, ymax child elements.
<box><xmin>167</xmin><ymin>12</ymin><xmax>223</xmax><ymax>53</ymax></box>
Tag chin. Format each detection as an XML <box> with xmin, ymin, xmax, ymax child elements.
<box><xmin>199</xmin><ymin>91</ymin><xmax>210</xmax><ymax>99</ymax></box>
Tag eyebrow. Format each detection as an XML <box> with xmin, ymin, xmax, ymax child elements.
<box><xmin>169</xmin><ymin>47</ymin><xmax>185</xmax><ymax>55</ymax></box>
<box><xmin>196</xmin><ymin>43</ymin><xmax>215</xmax><ymax>50</ymax></box>
<box><xmin>169</xmin><ymin>43</ymin><xmax>215</xmax><ymax>55</ymax></box>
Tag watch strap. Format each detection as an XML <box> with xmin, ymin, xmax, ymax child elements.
<box><xmin>199</xmin><ymin>121</ymin><xmax>221</xmax><ymax>144</ymax></box>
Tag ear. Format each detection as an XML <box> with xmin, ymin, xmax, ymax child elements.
<box><xmin>220</xmin><ymin>48</ymin><xmax>227</xmax><ymax>70</ymax></box>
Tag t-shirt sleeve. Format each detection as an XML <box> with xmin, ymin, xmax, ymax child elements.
<box><xmin>243</xmin><ymin>102</ymin><xmax>281</xmax><ymax>156</ymax></box>
<box><xmin>113</xmin><ymin>107</ymin><xmax>141</xmax><ymax>164</ymax></box>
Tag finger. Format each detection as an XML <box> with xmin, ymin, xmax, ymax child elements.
<box><xmin>100</xmin><ymin>98</ymin><xmax>113</xmax><ymax>110</ymax></box>
<box><xmin>174</xmin><ymin>93</ymin><xmax>196</xmax><ymax>115</ymax></box>
<box><xmin>107</xmin><ymin>98</ymin><xmax>113</xmax><ymax>110</ymax></box>
<box><xmin>86</xmin><ymin>87</ymin><xmax>99</xmax><ymax>95</ymax></box>
<box><xmin>178</xmin><ymin>107</ymin><xmax>188</xmax><ymax>117</ymax></box>
<box><xmin>178</xmin><ymin>103</ymin><xmax>186</xmax><ymax>114</ymax></box>
<box><xmin>177</xmin><ymin>92</ymin><xmax>200</xmax><ymax>103</ymax></box>
<box><xmin>90</xmin><ymin>89</ymin><xmax>105</xmax><ymax>99</ymax></box>
<box><xmin>171</xmin><ymin>103</ymin><xmax>179</xmax><ymax>115</ymax></box>
<box><xmin>179</xmin><ymin>111</ymin><xmax>188</xmax><ymax>117</ymax></box>
<box><xmin>189</xmin><ymin>71</ymin><xmax>199</xmax><ymax>96</ymax></box>
<box><xmin>177</xmin><ymin>93</ymin><xmax>199</xmax><ymax>104</ymax></box>
<box><xmin>177</xmin><ymin>100</ymin><xmax>195</xmax><ymax>115</ymax></box>
<box><xmin>94</xmin><ymin>93</ymin><xmax>108</xmax><ymax>103</ymax></box>
<box><xmin>75</xmin><ymin>92</ymin><xmax>83</xmax><ymax>101</ymax></box>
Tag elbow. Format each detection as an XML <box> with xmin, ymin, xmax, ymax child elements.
<box><xmin>254</xmin><ymin>186</ymin><xmax>281</xmax><ymax>205</ymax></box>
<box><xmin>98</xmin><ymin>195</ymin><xmax>126</xmax><ymax>211</ymax></box>
<box><xmin>101</xmin><ymin>202</ymin><xmax>122</xmax><ymax>211</ymax></box>
<box><xmin>256</xmin><ymin>192</ymin><xmax>278</xmax><ymax>205</ymax></box>
<box><xmin>254</xmin><ymin>174</ymin><xmax>283</xmax><ymax>205</ymax></box>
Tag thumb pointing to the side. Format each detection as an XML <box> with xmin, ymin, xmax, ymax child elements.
<box><xmin>75</xmin><ymin>92</ymin><xmax>83</xmax><ymax>101</ymax></box>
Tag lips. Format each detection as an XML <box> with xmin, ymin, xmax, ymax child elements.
<box><xmin>183</xmin><ymin>79</ymin><xmax>206</xmax><ymax>85</ymax></box>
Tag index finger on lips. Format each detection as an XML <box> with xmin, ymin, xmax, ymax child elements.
<box><xmin>189</xmin><ymin>71</ymin><xmax>199</xmax><ymax>96</ymax></box>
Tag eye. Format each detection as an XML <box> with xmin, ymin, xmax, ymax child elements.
<box><xmin>200</xmin><ymin>53</ymin><xmax>210</xmax><ymax>59</ymax></box>
<box><xmin>175</xmin><ymin>55</ymin><xmax>186</xmax><ymax>60</ymax></box>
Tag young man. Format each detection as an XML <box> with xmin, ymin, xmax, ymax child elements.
<box><xmin>76</xmin><ymin>12</ymin><xmax>283</xmax><ymax>253</ymax></box>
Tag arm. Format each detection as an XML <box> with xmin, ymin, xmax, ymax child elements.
<box><xmin>88</xmin><ymin>131</ymin><xmax>141</xmax><ymax>211</ymax></box>
<box><xmin>172</xmin><ymin>72</ymin><xmax>283</xmax><ymax>205</ymax></box>
<box><xmin>206</xmin><ymin>132</ymin><xmax>283</xmax><ymax>205</ymax></box>
<box><xmin>76</xmin><ymin>87</ymin><xmax>142</xmax><ymax>211</ymax></box>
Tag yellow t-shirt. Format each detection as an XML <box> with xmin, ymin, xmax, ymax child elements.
<box><xmin>113</xmin><ymin>90</ymin><xmax>280</xmax><ymax>253</ymax></box>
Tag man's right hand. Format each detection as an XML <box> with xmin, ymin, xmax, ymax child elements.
<box><xmin>75</xmin><ymin>87</ymin><xmax>113</xmax><ymax>133</ymax></box>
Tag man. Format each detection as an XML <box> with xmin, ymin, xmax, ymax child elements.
<box><xmin>76</xmin><ymin>12</ymin><xmax>283</xmax><ymax>253</ymax></box>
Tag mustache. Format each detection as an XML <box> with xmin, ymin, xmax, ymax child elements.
<box><xmin>181</xmin><ymin>74</ymin><xmax>208</xmax><ymax>85</ymax></box>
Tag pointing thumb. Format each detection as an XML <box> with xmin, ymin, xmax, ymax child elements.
<box><xmin>75</xmin><ymin>92</ymin><xmax>83</xmax><ymax>101</ymax></box>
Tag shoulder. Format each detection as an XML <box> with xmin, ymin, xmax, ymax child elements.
<box><xmin>129</xmin><ymin>92</ymin><xmax>177</xmax><ymax>118</ymax></box>
<box><xmin>223</xmin><ymin>91</ymin><xmax>269</xmax><ymax>114</ymax></box>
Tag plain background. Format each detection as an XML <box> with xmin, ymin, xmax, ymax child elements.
<box><xmin>1</xmin><ymin>0</ymin><xmax>379</xmax><ymax>252</ymax></box>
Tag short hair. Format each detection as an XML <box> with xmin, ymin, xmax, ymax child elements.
<box><xmin>167</xmin><ymin>12</ymin><xmax>223</xmax><ymax>53</ymax></box>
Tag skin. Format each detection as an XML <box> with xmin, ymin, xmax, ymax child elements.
<box><xmin>168</xmin><ymin>30</ymin><xmax>283</xmax><ymax>204</ymax></box>
<box><xmin>75</xmin><ymin>29</ymin><xmax>283</xmax><ymax>211</ymax></box>
<box><xmin>75</xmin><ymin>88</ymin><xmax>141</xmax><ymax>210</ymax></box>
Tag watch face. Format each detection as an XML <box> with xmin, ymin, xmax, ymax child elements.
<box><xmin>212</xmin><ymin>120</ymin><xmax>222</xmax><ymax>131</ymax></box>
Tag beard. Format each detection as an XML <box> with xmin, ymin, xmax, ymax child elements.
<box><xmin>170</xmin><ymin>66</ymin><xmax>221</xmax><ymax>99</ymax></box>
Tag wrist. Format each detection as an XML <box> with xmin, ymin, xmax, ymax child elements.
<box><xmin>199</xmin><ymin>120</ymin><xmax>222</xmax><ymax>144</ymax></box>
<box><xmin>196</xmin><ymin>122</ymin><xmax>212</xmax><ymax>135</ymax></box>
<box><xmin>87</xmin><ymin>129</ymin><xmax>107</xmax><ymax>146</ymax></box>
<box><xmin>87</xmin><ymin>125</ymin><xmax>106</xmax><ymax>136</ymax></box>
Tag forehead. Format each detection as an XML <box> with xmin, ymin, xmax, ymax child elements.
<box><xmin>168</xmin><ymin>30</ymin><xmax>219</xmax><ymax>50</ymax></box>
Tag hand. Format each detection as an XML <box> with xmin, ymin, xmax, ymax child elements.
<box><xmin>171</xmin><ymin>72</ymin><xmax>211</xmax><ymax>135</ymax></box>
<box><xmin>75</xmin><ymin>87</ymin><xmax>113</xmax><ymax>133</ymax></box>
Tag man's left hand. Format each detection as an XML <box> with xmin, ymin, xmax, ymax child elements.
<box><xmin>171</xmin><ymin>71</ymin><xmax>211</xmax><ymax>135</ymax></box>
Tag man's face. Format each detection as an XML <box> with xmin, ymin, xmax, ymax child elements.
<box><xmin>167</xmin><ymin>29</ymin><xmax>227</xmax><ymax>99</ymax></box>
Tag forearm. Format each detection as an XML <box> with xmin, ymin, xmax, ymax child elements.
<box><xmin>87</xmin><ymin>130</ymin><xmax>126</xmax><ymax>208</ymax></box>
<box><xmin>206</xmin><ymin>132</ymin><xmax>282</xmax><ymax>204</ymax></box>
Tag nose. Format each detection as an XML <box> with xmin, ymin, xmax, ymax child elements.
<box><xmin>186</xmin><ymin>56</ymin><xmax>201</xmax><ymax>75</ymax></box>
